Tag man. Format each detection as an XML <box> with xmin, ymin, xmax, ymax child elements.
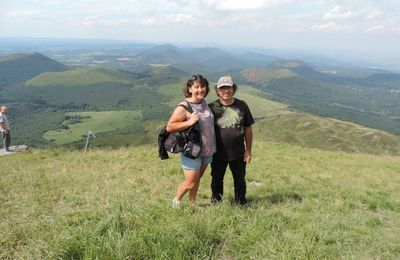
<box><xmin>209</xmin><ymin>76</ymin><xmax>254</xmax><ymax>205</ymax></box>
<box><xmin>0</xmin><ymin>105</ymin><xmax>11</xmax><ymax>152</ymax></box>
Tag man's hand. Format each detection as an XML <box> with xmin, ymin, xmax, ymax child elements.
<box><xmin>244</xmin><ymin>149</ymin><xmax>252</xmax><ymax>163</ymax></box>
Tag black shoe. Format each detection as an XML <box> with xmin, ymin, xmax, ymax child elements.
<box><xmin>236</xmin><ymin>198</ymin><xmax>247</xmax><ymax>205</ymax></box>
<box><xmin>211</xmin><ymin>197</ymin><xmax>222</xmax><ymax>204</ymax></box>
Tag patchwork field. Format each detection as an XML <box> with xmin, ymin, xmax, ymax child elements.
<box><xmin>43</xmin><ymin>110</ymin><xmax>142</xmax><ymax>145</ymax></box>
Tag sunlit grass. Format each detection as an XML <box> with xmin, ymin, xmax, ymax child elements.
<box><xmin>1</xmin><ymin>142</ymin><xmax>400</xmax><ymax>258</ymax></box>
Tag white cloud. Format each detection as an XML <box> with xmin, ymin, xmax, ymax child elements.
<box><xmin>5</xmin><ymin>10</ymin><xmax>37</xmax><ymax>18</ymax></box>
<box><xmin>165</xmin><ymin>14</ymin><xmax>194</xmax><ymax>23</ymax></box>
<box><xmin>82</xmin><ymin>15</ymin><xmax>102</xmax><ymax>27</ymax></box>
<box><xmin>312</xmin><ymin>22</ymin><xmax>352</xmax><ymax>32</ymax></box>
<box><xmin>366</xmin><ymin>10</ymin><xmax>383</xmax><ymax>20</ymax></box>
<box><xmin>110</xmin><ymin>19</ymin><xmax>130</xmax><ymax>26</ymax></box>
<box><xmin>166</xmin><ymin>0</ymin><xmax>193</xmax><ymax>7</ymax></box>
<box><xmin>203</xmin><ymin>0</ymin><xmax>268</xmax><ymax>11</ymax></box>
<box><xmin>366</xmin><ymin>25</ymin><xmax>385</xmax><ymax>33</ymax></box>
<box><xmin>138</xmin><ymin>17</ymin><xmax>158</xmax><ymax>26</ymax></box>
<box><xmin>323</xmin><ymin>5</ymin><xmax>355</xmax><ymax>20</ymax></box>
<box><xmin>137</xmin><ymin>13</ymin><xmax>194</xmax><ymax>26</ymax></box>
<box><xmin>286</xmin><ymin>26</ymin><xmax>306</xmax><ymax>33</ymax></box>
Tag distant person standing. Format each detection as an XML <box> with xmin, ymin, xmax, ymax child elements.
<box><xmin>209</xmin><ymin>76</ymin><xmax>254</xmax><ymax>205</ymax></box>
<box><xmin>0</xmin><ymin>105</ymin><xmax>11</xmax><ymax>152</ymax></box>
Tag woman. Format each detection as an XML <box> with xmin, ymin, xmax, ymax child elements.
<box><xmin>166</xmin><ymin>74</ymin><xmax>216</xmax><ymax>208</ymax></box>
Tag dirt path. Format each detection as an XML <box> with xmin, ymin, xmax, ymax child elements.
<box><xmin>0</xmin><ymin>145</ymin><xmax>28</xmax><ymax>156</ymax></box>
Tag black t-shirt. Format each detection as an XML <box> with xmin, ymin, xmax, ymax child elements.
<box><xmin>209</xmin><ymin>98</ymin><xmax>254</xmax><ymax>161</ymax></box>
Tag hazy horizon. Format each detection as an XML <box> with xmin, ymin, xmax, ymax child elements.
<box><xmin>1</xmin><ymin>1</ymin><xmax>399</xmax><ymax>58</ymax></box>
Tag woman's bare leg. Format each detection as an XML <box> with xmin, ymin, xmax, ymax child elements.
<box><xmin>176</xmin><ymin>168</ymin><xmax>201</xmax><ymax>202</ymax></box>
<box><xmin>189</xmin><ymin>164</ymin><xmax>209</xmax><ymax>201</ymax></box>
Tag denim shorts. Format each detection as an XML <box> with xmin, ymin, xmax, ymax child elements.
<box><xmin>180</xmin><ymin>153</ymin><xmax>213</xmax><ymax>170</ymax></box>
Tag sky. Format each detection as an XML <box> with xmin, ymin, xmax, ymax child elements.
<box><xmin>0</xmin><ymin>0</ymin><xmax>399</xmax><ymax>58</ymax></box>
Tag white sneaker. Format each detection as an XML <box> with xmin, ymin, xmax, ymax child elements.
<box><xmin>172</xmin><ymin>197</ymin><xmax>180</xmax><ymax>209</ymax></box>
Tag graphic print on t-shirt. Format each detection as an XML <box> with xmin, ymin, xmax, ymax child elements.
<box><xmin>217</xmin><ymin>107</ymin><xmax>240</xmax><ymax>128</ymax></box>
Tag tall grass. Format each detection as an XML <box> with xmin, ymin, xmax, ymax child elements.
<box><xmin>1</xmin><ymin>142</ymin><xmax>400</xmax><ymax>259</ymax></box>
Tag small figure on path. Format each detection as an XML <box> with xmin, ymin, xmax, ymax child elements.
<box><xmin>0</xmin><ymin>105</ymin><xmax>11</xmax><ymax>152</ymax></box>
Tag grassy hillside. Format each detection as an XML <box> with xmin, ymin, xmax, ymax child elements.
<box><xmin>25</xmin><ymin>67</ymin><xmax>136</xmax><ymax>87</ymax></box>
<box><xmin>1</xmin><ymin>142</ymin><xmax>400</xmax><ymax>258</ymax></box>
<box><xmin>242</xmin><ymin>68</ymin><xmax>297</xmax><ymax>83</ymax></box>
<box><xmin>242</xmin><ymin>64</ymin><xmax>400</xmax><ymax>135</ymax></box>
<box><xmin>0</xmin><ymin>52</ymin><xmax>68</xmax><ymax>87</ymax></box>
<box><xmin>234</xmin><ymin>86</ymin><xmax>289</xmax><ymax>119</ymax></box>
<box><xmin>3</xmin><ymin>66</ymin><xmax>169</xmax><ymax>111</ymax></box>
<box><xmin>255</xmin><ymin>112</ymin><xmax>400</xmax><ymax>155</ymax></box>
<box><xmin>9</xmin><ymin>105</ymin><xmax>66</xmax><ymax>147</ymax></box>
<box><xmin>141</xmin><ymin>64</ymin><xmax>187</xmax><ymax>77</ymax></box>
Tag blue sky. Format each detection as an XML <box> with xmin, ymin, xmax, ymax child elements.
<box><xmin>0</xmin><ymin>0</ymin><xmax>399</xmax><ymax>58</ymax></box>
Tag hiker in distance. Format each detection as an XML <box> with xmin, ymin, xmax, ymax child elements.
<box><xmin>166</xmin><ymin>74</ymin><xmax>216</xmax><ymax>208</ymax></box>
<box><xmin>0</xmin><ymin>105</ymin><xmax>11</xmax><ymax>152</ymax></box>
<box><xmin>209</xmin><ymin>76</ymin><xmax>254</xmax><ymax>205</ymax></box>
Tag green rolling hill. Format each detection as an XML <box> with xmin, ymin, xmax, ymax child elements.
<box><xmin>140</xmin><ymin>64</ymin><xmax>187</xmax><ymax>77</ymax></box>
<box><xmin>241</xmin><ymin>60</ymin><xmax>400</xmax><ymax>135</ymax></box>
<box><xmin>5</xmin><ymin>66</ymin><xmax>167</xmax><ymax>110</ymax></box>
<box><xmin>25</xmin><ymin>67</ymin><xmax>137</xmax><ymax>87</ymax></box>
<box><xmin>255</xmin><ymin>112</ymin><xmax>400</xmax><ymax>155</ymax></box>
<box><xmin>242</xmin><ymin>67</ymin><xmax>297</xmax><ymax>84</ymax></box>
<box><xmin>0</xmin><ymin>52</ymin><xmax>68</xmax><ymax>88</ymax></box>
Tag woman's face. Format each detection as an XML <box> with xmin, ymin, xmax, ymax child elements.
<box><xmin>189</xmin><ymin>80</ymin><xmax>206</xmax><ymax>100</ymax></box>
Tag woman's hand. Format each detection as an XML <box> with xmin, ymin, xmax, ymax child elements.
<box><xmin>188</xmin><ymin>112</ymin><xmax>199</xmax><ymax>125</ymax></box>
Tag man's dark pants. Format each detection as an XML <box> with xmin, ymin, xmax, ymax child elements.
<box><xmin>211</xmin><ymin>157</ymin><xmax>247</xmax><ymax>204</ymax></box>
<box><xmin>2</xmin><ymin>131</ymin><xmax>10</xmax><ymax>151</ymax></box>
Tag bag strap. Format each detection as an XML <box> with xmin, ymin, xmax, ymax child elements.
<box><xmin>178</xmin><ymin>100</ymin><xmax>194</xmax><ymax>113</ymax></box>
<box><xmin>178</xmin><ymin>100</ymin><xmax>199</xmax><ymax>133</ymax></box>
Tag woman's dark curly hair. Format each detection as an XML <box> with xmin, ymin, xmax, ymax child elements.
<box><xmin>183</xmin><ymin>74</ymin><xmax>210</xmax><ymax>98</ymax></box>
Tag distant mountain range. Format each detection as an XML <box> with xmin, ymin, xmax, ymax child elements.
<box><xmin>118</xmin><ymin>44</ymin><xmax>276</xmax><ymax>73</ymax></box>
<box><xmin>0</xmin><ymin>49</ymin><xmax>400</xmax><ymax>154</ymax></box>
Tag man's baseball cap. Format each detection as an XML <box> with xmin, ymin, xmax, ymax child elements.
<box><xmin>217</xmin><ymin>76</ymin><xmax>234</xmax><ymax>88</ymax></box>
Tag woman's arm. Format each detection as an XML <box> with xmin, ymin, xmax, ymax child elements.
<box><xmin>166</xmin><ymin>106</ymin><xmax>199</xmax><ymax>133</ymax></box>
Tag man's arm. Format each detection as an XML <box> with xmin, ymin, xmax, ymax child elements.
<box><xmin>244</xmin><ymin>126</ymin><xmax>253</xmax><ymax>163</ymax></box>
